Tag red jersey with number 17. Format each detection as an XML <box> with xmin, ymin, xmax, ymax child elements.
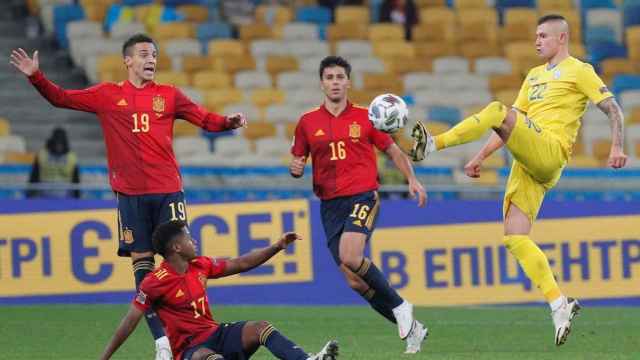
<box><xmin>133</xmin><ymin>256</ymin><xmax>228</xmax><ymax>360</ymax></box>
<box><xmin>291</xmin><ymin>102</ymin><xmax>394</xmax><ymax>200</ymax></box>
<box><xmin>28</xmin><ymin>71</ymin><xmax>231</xmax><ymax>195</ymax></box>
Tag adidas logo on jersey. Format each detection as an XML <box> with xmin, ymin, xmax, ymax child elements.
<box><xmin>175</xmin><ymin>289</ymin><xmax>184</xmax><ymax>298</ymax></box>
<box><xmin>117</xmin><ymin>99</ymin><xmax>128</xmax><ymax>106</ymax></box>
<box><xmin>314</xmin><ymin>129</ymin><xmax>325</xmax><ymax>137</ymax></box>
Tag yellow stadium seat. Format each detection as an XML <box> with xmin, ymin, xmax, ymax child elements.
<box><xmin>98</xmin><ymin>54</ymin><xmax>123</xmax><ymax>74</ymax></box>
<box><xmin>627</xmin><ymin>27</ymin><xmax>640</xmax><ymax>60</ymax></box>
<box><xmin>326</xmin><ymin>23</ymin><xmax>368</xmax><ymax>41</ymax></box>
<box><xmin>368</xmin><ymin>24</ymin><xmax>405</xmax><ymax>41</ymax></box>
<box><xmin>426</xmin><ymin>121</ymin><xmax>450</xmax><ymax>135</ymax></box>
<box><xmin>384</xmin><ymin>57</ymin><xmax>433</xmax><ymax>74</ymax></box>
<box><xmin>457</xmin><ymin>9</ymin><xmax>498</xmax><ymax>26</ymax></box>
<box><xmin>572</xmin><ymin>141</ymin><xmax>585</xmax><ymax>156</ymax></box>
<box><xmin>251</xmin><ymin>88</ymin><xmax>286</xmax><ymax>109</ymax></box>
<box><xmin>458</xmin><ymin>22</ymin><xmax>499</xmax><ymax>44</ymax></box>
<box><xmin>630</xmin><ymin>107</ymin><xmax>640</xmax><ymax>124</ymax></box>
<box><xmin>420</xmin><ymin>7</ymin><xmax>456</xmax><ymax>27</ymax></box>
<box><xmin>80</xmin><ymin>0</ymin><xmax>110</xmax><ymax>22</ymax></box>
<box><xmin>100</xmin><ymin>70</ymin><xmax>127</xmax><ymax>83</ymax></box>
<box><xmin>211</xmin><ymin>55</ymin><xmax>256</xmax><ymax>74</ymax></box>
<box><xmin>412</xmin><ymin>23</ymin><xmax>455</xmax><ymax>42</ymax></box>
<box><xmin>537</xmin><ymin>0</ymin><xmax>573</xmax><ymax>11</ymax></box>
<box><xmin>454</xmin><ymin>0</ymin><xmax>489</xmax><ymax>9</ymax></box>
<box><xmin>416</xmin><ymin>0</ymin><xmax>447</xmax><ymax>7</ymax></box>
<box><xmin>373</xmin><ymin>42</ymin><xmax>415</xmax><ymax>59</ymax></box>
<box><xmin>570</xmin><ymin>43</ymin><xmax>586</xmax><ymax>60</ymax></box>
<box><xmin>505</xmin><ymin>8</ymin><xmax>539</xmax><ymax>27</ymax></box>
<box><xmin>483</xmin><ymin>152</ymin><xmax>506</xmax><ymax>168</ymax></box>
<box><xmin>495</xmin><ymin>89</ymin><xmax>520</xmax><ymax>105</ymax></box>
<box><xmin>505</xmin><ymin>41</ymin><xmax>536</xmax><ymax>62</ymax></box>
<box><xmin>0</xmin><ymin>117</ymin><xmax>10</xmax><ymax>136</ymax></box>
<box><xmin>208</xmin><ymin>40</ymin><xmax>245</xmax><ymax>57</ymax></box>
<box><xmin>243</xmin><ymin>122</ymin><xmax>277</xmax><ymax>141</ymax></box>
<box><xmin>265</xmin><ymin>56</ymin><xmax>298</xmax><ymax>77</ymax></box>
<box><xmin>489</xmin><ymin>75</ymin><xmax>522</xmax><ymax>93</ymax></box>
<box><xmin>472</xmin><ymin>169</ymin><xmax>500</xmax><ymax>185</ymax></box>
<box><xmin>153</xmin><ymin>22</ymin><xmax>194</xmax><ymax>41</ymax></box>
<box><xmin>460</xmin><ymin>42</ymin><xmax>502</xmax><ymax>63</ymax></box>
<box><xmin>177</xmin><ymin>5</ymin><xmax>209</xmax><ymax>22</ymax></box>
<box><xmin>174</xmin><ymin>120</ymin><xmax>200</xmax><ymax>138</ymax></box>
<box><xmin>182</xmin><ymin>55</ymin><xmax>214</xmax><ymax>74</ymax></box>
<box><xmin>255</xmin><ymin>5</ymin><xmax>293</xmax><ymax>25</ymax></box>
<box><xmin>593</xmin><ymin>139</ymin><xmax>612</xmax><ymax>161</ymax></box>
<box><xmin>349</xmin><ymin>90</ymin><xmax>379</xmax><ymax>105</ymax></box>
<box><xmin>3</xmin><ymin>151</ymin><xmax>35</xmax><ymax>164</ymax></box>
<box><xmin>335</xmin><ymin>6</ymin><xmax>370</xmax><ymax>24</ymax></box>
<box><xmin>363</xmin><ymin>73</ymin><xmax>404</xmax><ymax>94</ymax></box>
<box><xmin>285</xmin><ymin>123</ymin><xmax>297</xmax><ymax>139</ymax></box>
<box><xmin>601</xmin><ymin>58</ymin><xmax>637</xmax><ymax>77</ymax></box>
<box><xmin>636</xmin><ymin>142</ymin><xmax>640</xmax><ymax>158</ymax></box>
<box><xmin>204</xmin><ymin>89</ymin><xmax>244</xmax><ymax>111</ymax></box>
<box><xmin>414</xmin><ymin>41</ymin><xmax>458</xmax><ymax>58</ymax></box>
<box><xmin>503</xmin><ymin>8</ymin><xmax>539</xmax><ymax>42</ymax></box>
<box><xmin>239</xmin><ymin>24</ymin><xmax>274</xmax><ymax>42</ymax></box>
<box><xmin>155</xmin><ymin>71</ymin><xmax>189</xmax><ymax>87</ymax></box>
<box><xmin>191</xmin><ymin>71</ymin><xmax>232</xmax><ymax>90</ymax></box>
<box><xmin>568</xmin><ymin>155</ymin><xmax>600</xmax><ymax>168</ymax></box>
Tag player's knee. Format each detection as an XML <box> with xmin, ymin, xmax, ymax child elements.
<box><xmin>254</xmin><ymin>320</ymin><xmax>271</xmax><ymax>333</ymax></box>
<box><xmin>191</xmin><ymin>348</ymin><xmax>224</xmax><ymax>360</ymax></box>
<box><xmin>340</xmin><ymin>254</ymin><xmax>363</xmax><ymax>273</ymax></box>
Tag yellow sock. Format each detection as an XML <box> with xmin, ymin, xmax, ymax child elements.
<box><xmin>503</xmin><ymin>235</ymin><xmax>562</xmax><ymax>303</ymax></box>
<box><xmin>434</xmin><ymin>101</ymin><xmax>508</xmax><ymax>150</ymax></box>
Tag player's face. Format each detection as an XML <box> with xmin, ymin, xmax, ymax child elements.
<box><xmin>320</xmin><ymin>66</ymin><xmax>350</xmax><ymax>103</ymax></box>
<box><xmin>125</xmin><ymin>42</ymin><xmax>157</xmax><ymax>82</ymax></box>
<box><xmin>175</xmin><ymin>232</ymin><xmax>197</xmax><ymax>260</ymax></box>
<box><xmin>535</xmin><ymin>23</ymin><xmax>563</xmax><ymax>60</ymax></box>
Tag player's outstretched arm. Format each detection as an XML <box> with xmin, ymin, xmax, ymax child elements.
<box><xmin>464</xmin><ymin>132</ymin><xmax>505</xmax><ymax>178</ymax></box>
<box><xmin>385</xmin><ymin>143</ymin><xmax>427</xmax><ymax>207</ymax></box>
<box><xmin>289</xmin><ymin>156</ymin><xmax>306</xmax><ymax>178</ymax></box>
<box><xmin>596</xmin><ymin>97</ymin><xmax>628</xmax><ymax>169</ymax></box>
<box><xmin>99</xmin><ymin>304</ymin><xmax>144</xmax><ymax>360</ymax></box>
<box><xmin>221</xmin><ymin>232</ymin><xmax>301</xmax><ymax>276</ymax></box>
<box><xmin>9</xmin><ymin>48</ymin><xmax>39</xmax><ymax>76</ymax></box>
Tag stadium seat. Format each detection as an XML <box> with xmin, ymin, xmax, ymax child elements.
<box><xmin>212</xmin><ymin>55</ymin><xmax>257</xmax><ymax>74</ymax></box>
<box><xmin>165</xmin><ymin>39</ymin><xmax>201</xmax><ymax>57</ymax></box>
<box><xmin>250</xmin><ymin>40</ymin><xmax>287</xmax><ymax>58</ymax></box>
<box><xmin>197</xmin><ymin>22</ymin><xmax>233</xmax><ymax>47</ymax></box>
<box><xmin>419</xmin><ymin>7</ymin><xmax>456</xmax><ymax>27</ymax></box>
<box><xmin>385</xmin><ymin>58</ymin><xmax>434</xmax><ymax>74</ymax></box>
<box><xmin>153</xmin><ymin>22</ymin><xmax>194</xmax><ymax>41</ymax></box>
<box><xmin>350</xmin><ymin>58</ymin><xmax>386</xmax><ymax>73</ymax></box>
<box><xmin>250</xmin><ymin>88</ymin><xmax>286</xmax><ymax>109</ymax></box>
<box><xmin>412</xmin><ymin>23</ymin><xmax>455</xmax><ymax>42</ymax></box>
<box><xmin>626</xmin><ymin>26</ymin><xmax>640</xmax><ymax>60</ymax></box>
<box><xmin>255</xmin><ymin>5</ymin><xmax>293</xmax><ymax>25</ymax></box>
<box><xmin>265</xmin><ymin>56</ymin><xmax>299</xmax><ymax>77</ymax></box>
<box><xmin>592</xmin><ymin>139</ymin><xmax>613</xmax><ymax>161</ymax></box>
<box><xmin>53</xmin><ymin>3</ymin><xmax>86</xmax><ymax>49</ymax></box>
<box><xmin>497</xmin><ymin>0</ymin><xmax>536</xmax><ymax>8</ymax></box>
<box><xmin>286</xmin><ymin>41</ymin><xmax>330</xmax><ymax>59</ymax></box>
<box><xmin>623</xmin><ymin>3</ymin><xmax>640</xmax><ymax>28</ymax></box>
<box><xmin>191</xmin><ymin>71</ymin><xmax>232</xmax><ymax>90</ymax></box>
<box><xmin>433</xmin><ymin>56</ymin><xmax>469</xmax><ymax>73</ymax></box>
<box><xmin>277</xmin><ymin>71</ymin><xmax>317</xmax><ymax>91</ymax></box>
<box><xmin>503</xmin><ymin>8</ymin><xmax>538</xmax><ymax>41</ymax></box>
<box><xmin>180</xmin><ymin>87</ymin><xmax>204</xmax><ymax>104</ymax></box>
<box><xmin>174</xmin><ymin>136</ymin><xmax>210</xmax><ymax>159</ymax></box>
<box><xmin>155</xmin><ymin>71</ymin><xmax>189</xmax><ymax>87</ymax></box>
<box><xmin>202</xmin><ymin>89</ymin><xmax>243</xmax><ymax>113</ymax></box>
<box><xmin>242</xmin><ymin>122</ymin><xmax>278</xmax><ymax>141</ymax></box>
<box><xmin>66</xmin><ymin>20</ymin><xmax>102</xmax><ymax>40</ymax></box>
<box><xmin>458</xmin><ymin>8</ymin><xmax>498</xmax><ymax>26</ymax></box>
<box><xmin>495</xmin><ymin>89</ymin><xmax>520</xmax><ymax>104</ymax></box>
<box><xmin>335</xmin><ymin>40</ymin><xmax>372</xmax><ymax>58</ymax></box>
<box><xmin>295</xmin><ymin>6</ymin><xmax>332</xmax><ymax>25</ymax></box>
<box><xmin>457</xmin><ymin>20</ymin><xmax>499</xmax><ymax>44</ymax></box>
<box><xmin>444</xmin><ymin>73</ymin><xmax>490</xmax><ymax>90</ymax></box>
<box><xmin>601</xmin><ymin>58</ymin><xmax>638</xmax><ymax>78</ymax></box>
<box><xmin>281</xmin><ymin>23</ymin><xmax>319</xmax><ymax>41</ymax></box>
<box><xmin>286</xmin><ymin>89</ymin><xmax>324</xmax><ymax>109</ymax></box>
<box><xmin>177</xmin><ymin>4</ymin><xmax>208</xmax><ymax>22</ymax></box>
<box><xmin>454</xmin><ymin>0</ymin><xmax>490</xmax><ymax>8</ymax></box>
<box><xmin>174</xmin><ymin>120</ymin><xmax>200</xmax><ymax>138</ymax></box>
<box><xmin>223</xmin><ymin>102</ymin><xmax>262</xmax><ymax>122</ymax></box>
<box><xmin>414</xmin><ymin>41</ymin><xmax>459</xmax><ymax>58</ymax></box>
<box><xmin>587</xmin><ymin>42</ymin><xmax>627</xmax><ymax>66</ymax></box>
<box><xmin>182</xmin><ymin>55</ymin><xmax>214</xmax><ymax>73</ymax></box>
<box><xmin>335</xmin><ymin>6</ymin><xmax>370</xmax><ymax>24</ymax></box>
<box><xmin>587</xmin><ymin>8</ymin><xmax>623</xmax><ymax>43</ymax></box>
<box><xmin>79</xmin><ymin>0</ymin><xmax>110</xmax><ymax>22</ymax></box>
<box><xmin>239</xmin><ymin>24</ymin><xmax>274</xmax><ymax>44</ymax></box>
<box><xmin>537</xmin><ymin>0</ymin><xmax>573</xmax><ymax>11</ymax></box>
<box><xmin>404</xmin><ymin>72</ymin><xmax>442</xmax><ymax>92</ymax></box>
<box><xmin>265</xmin><ymin>104</ymin><xmax>303</xmax><ymax>123</ymax></box>
<box><xmin>209</xmin><ymin>40</ymin><xmax>245</xmax><ymax>57</ymax></box>
<box><xmin>373</xmin><ymin>42</ymin><xmax>416</xmax><ymax>60</ymax></box>
<box><xmin>255</xmin><ymin>137</ymin><xmax>291</xmax><ymax>159</ymax></box>
<box><xmin>368</xmin><ymin>24</ymin><xmax>405</xmax><ymax>41</ymax></box>
<box><xmin>326</xmin><ymin>23</ymin><xmax>369</xmax><ymax>41</ymax></box>
<box><xmin>213</xmin><ymin>136</ymin><xmax>252</xmax><ymax>157</ymax></box>
<box><xmin>460</xmin><ymin>42</ymin><xmax>503</xmax><ymax>63</ymax></box>
<box><xmin>110</xmin><ymin>21</ymin><xmax>146</xmax><ymax>40</ymax></box>
<box><xmin>475</xmin><ymin>57</ymin><xmax>513</xmax><ymax>75</ymax></box>
<box><xmin>97</xmin><ymin>54</ymin><xmax>124</xmax><ymax>76</ymax></box>
<box><xmin>0</xmin><ymin>135</ymin><xmax>27</xmax><ymax>153</ymax></box>
<box><xmin>620</xmin><ymin>90</ymin><xmax>640</xmax><ymax>110</ymax></box>
<box><xmin>0</xmin><ymin>117</ymin><xmax>10</xmax><ymax>137</ymax></box>
<box><xmin>235</xmin><ymin>71</ymin><xmax>272</xmax><ymax>90</ymax></box>
<box><xmin>428</xmin><ymin>107</ymin><xmax>462</xmax><ymax>125</ymax></box>
<box><xmin>630</xmin><ymin>107</ymin><xmax>640</xmax><ymax>125</ymax></box>
<box><xmin>363</xmin><ymin>73</ymin><xmax>404</xmax><ymax>93</ymax></box>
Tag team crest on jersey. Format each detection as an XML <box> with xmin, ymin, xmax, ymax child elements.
<box><xmin>349</xmin><ymin>122</ymin><xmax>361</xmax><ymax>142</ymax></box>
<box><xmin>553</xmin><ymin>69</ymin><xmax>562</xmax><ymax>80</ymax></box>
<box><xmin>152</xmin><ymin>95</ymin><xmax>165</xmax><ymax>113</ymax></box>
<box><xmin>123</xmin><ymin>229</ymin><xmax>134</xmax><ymax>244</ymax></box>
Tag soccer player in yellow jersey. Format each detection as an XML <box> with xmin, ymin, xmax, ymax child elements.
<box><xmin>411</xmin><ymin>14</ymin><xmax>628</xmax><ymax>346</ymax></box>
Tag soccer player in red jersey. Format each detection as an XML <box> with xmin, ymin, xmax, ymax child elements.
<box><xmin>10</xmin><ymin>34</ymin><xmax>246</xmax><ymax>359</ymax></box>
<box><xmin>100</xmin><ymin>220</ymin><xmax>339</xmax><ymax>360</ymax></box>
<box><xmin>289</xmin><ymin>56</ymin><xmax>428</xmax><ymax>354</ymax></box>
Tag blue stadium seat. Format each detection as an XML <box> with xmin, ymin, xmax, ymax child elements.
<box><xmin>580</xmin><ymin>0</ymin><xmax>617</xmax><ymax>10</ymax></box>
<box><xmin>612</xmin><ymin>74</ymin><xmax>640</xmax><ymax>95</ymax></box>
<box><xmin>496</xmin><ymin>0</ymin><xmax>536</xmax><ymax>8</ymax></box>
<box><xmin>623</xmin><ymin>4</ymin><xmax>640</xmax><ymax>27</ymax></box>
<box><xmin>402</xmin><ymin>95</ymin><xmax>415</xmax><ymax>106</ymax></box>
<box><xmin>587</xmin><ymin>42</ymin><xmax>627</xmax><ymax>65</ymax></box>
<box><xmin>121</xmin><ymin>0</ymin><xmax>153</xmax><ymax>5</ymax></box>
<box><xmin>585</xmin><ymin>26</ymin><xmax>618</xmax><ymax>45</ymax></box>
<box><xmin>428</xmin><ymin>106</ymin><xmax>462</xmax><ymax>125</ymax></box>
<box><xmin>197</xmin><ymin>22</ymin><xmax>232</xmax><ymax>53</ymax></box>
<box><xmin>295</xmin><ymin>6</ymin><xmax>332</xmax><ymax>25</ymax></box>
<box><xmin>53</xmin><ymin>4</ymin><xmax>85</xmax><ymax>49</ymax></box>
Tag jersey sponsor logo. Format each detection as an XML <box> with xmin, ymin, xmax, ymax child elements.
<box><xmin>117</xmin><ymin>98</ymin><xmax>128</xmax><ymax>106</ymax></box>
<box><xmin>314</xmin><ymin>129</ymin><xmax>326</xmax><ymax>137</ymax></box>
<box><xmin>349</xmin><ymin>122</ymin><xmax>361</xmax><ymax>142</ymax></box>
<box><xmin>123</xmin><ymin>229</ymin><xmax>134</xmax><ymax>244</ymax></box>
<box><xmin>175</xmin><ymin>289</ymin><xmax>184</xmax><ymax>298</ymax></box>
<box><xmin>135</xmin><ymin>290</ymin><xmax>147</xmax><ymax>304</ymax></box>
<box><xmin>152</xmin><ymin>95</ymin><xmax>165</xmax><ymax>113</ymax></box>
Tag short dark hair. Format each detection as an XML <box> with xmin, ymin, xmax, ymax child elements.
<box><xmin>152</xmin><ymin>220</ymin><xmax>187</xmax><ymax>257</ymax></box>
<box><xmin>319</xmin><ymin>56</ymin><xmax>352</xmax><ymax>79</ymax></box>
<box><xmin>122</xmin><ymin>33</ymin><xmax>158</xmax><ymax>57</ymax></box>
<box><xmin>538</xmin><ymin>14</ymin><xmax>566</xmax><ymax>25</ymax></box>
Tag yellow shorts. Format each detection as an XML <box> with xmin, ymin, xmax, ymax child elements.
<box><xmin>503</xmin><ymin>112</ymin><xmax>568</xmax><ymax>222</ymax></box>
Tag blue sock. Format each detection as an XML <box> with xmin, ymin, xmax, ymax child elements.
<box><xmin>356</xmin><ymin>258</ymin><xmax>403</xmax><ymax>310</ymax></box>
<box><xmin>361</xmin><ymin>287</ymin><xmax>397</xmax><ymax>324</ymax></box>
<box><xmin>133</xmin><ymin>257</ymin><xmax>166</xmax><ymax>340</ymax></box>
<box><xmin>261</xmin><ymin>323</ymin><xmax>308</xmax><ymax>360</ymax></box>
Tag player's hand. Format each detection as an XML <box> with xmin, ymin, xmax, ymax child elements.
<box><xmin>9</xmin><ymin>48</ymin><xmax>39</xmax><ymax>76</ymax></box>
<box><xmin>408</xmin><ymin>177</ymin><xmax>427</xmax><ymax>207</ymax></box>
<box><xmin>464</xmin><ymin>156</ymin><xmax>483</xmax><ymax>178</ymax></box>
<box><xmin>278</xmin><ymin>232</ymin><xmax>301</xmax><ymax>249</ymax></box>
<box><xmin>225</xmin><ymin>113</ymin><xmax>247</xmax><ymax>129</ymax></box>
<box><xmin>608</xmin><ymin>145</ymin><xmax>628</xmax><ymax>169</ymax></box>
<box><xmin>289</xmin><ymin>156</ymin><xmax>306</xmax><ymax>178</ymax></box>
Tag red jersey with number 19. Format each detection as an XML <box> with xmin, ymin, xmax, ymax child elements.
<box><xmin>291</xmin><ymin>102</ymin><xmax>393</xmax><ymax>200</ymax></box>
<box><xmin>133</xmin><ymin>256</ymin><xmax>227</xmax><ymax>360</ymax></box>
<box><xmin>28</xmin><ymin>71</ymin><xmax>230</xmax><ymax>195</ymax></box>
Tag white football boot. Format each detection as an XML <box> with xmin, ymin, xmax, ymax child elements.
<box><xmin>307</xmin><ymin>340</ymin><xmax>339</xmax><ymax>360</ymax></box>
<box><xmin>154</xmin><ymin>336</ymin><xmax>173</xmax><ymax>360</ymax></box>
<box><xmin>405</xmin><ymin>320</ymin><xmax>429</xmax><ymax>354</ymax></box>
<box><xmin>552</xmin><ymin>297</ymin><xmax>581</xmax><ymax>346</ymax></box>
<box><xmin>392</xmin><ymin>300</ymin><xmax>415</xmax><ymax>339</ymax></box>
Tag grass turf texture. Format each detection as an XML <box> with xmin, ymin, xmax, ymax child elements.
<box><xmin>0</xmin><ymin>305</ymin><xmax>638</xmax><ymax>359</ymax></box>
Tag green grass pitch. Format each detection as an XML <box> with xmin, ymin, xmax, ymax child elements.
<box><xmin>0</xmin><ymin>305</ymin><xmax>638</xmax><ymax>359</ymax></box>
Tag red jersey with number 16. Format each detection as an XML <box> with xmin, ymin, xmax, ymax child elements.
<box><xmin>133</xmin><ymin>256</ymin><xmax>228</xmax><ymax>360</ymax></box>
<box><xmin>291</xmin><ymin>102</ymin><xmax>394</xmax><ymax>200</ymax></box>
<box><xmin>28</xmin><ymin>71</ymin><xmax>230</xmax><ymax>195</ymax></box>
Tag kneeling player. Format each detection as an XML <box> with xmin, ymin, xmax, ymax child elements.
<box><xmin>100</xmin><ymin>220</ymin><xmax>339</xmax><ymax>360</ymax></box>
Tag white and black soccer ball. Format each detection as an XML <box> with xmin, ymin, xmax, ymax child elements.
<box><xmin>368</xmin><ymin>93</ymin><xmax>409</xmax><ymax>133</ymax></box>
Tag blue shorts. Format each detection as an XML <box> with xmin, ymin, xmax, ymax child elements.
<box><xmin>182</xmin><ymin>322</ymin><xmax>248</xmax><ymax>360</ymax></box>
<box><xmin>320</xmin><ymin>191</ymin><xmax>381</xmax><ymax>265</ymax></box>
<box><xmin>116</xmin><ymin>191</ymin><xmax>187</xmax><ymax>257</ymax></box>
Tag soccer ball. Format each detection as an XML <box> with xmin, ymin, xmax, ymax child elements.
<box><xmin>368</xmin><ymin>93</ymin><xmax>409</xmax><ymax>133</ymax></box>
